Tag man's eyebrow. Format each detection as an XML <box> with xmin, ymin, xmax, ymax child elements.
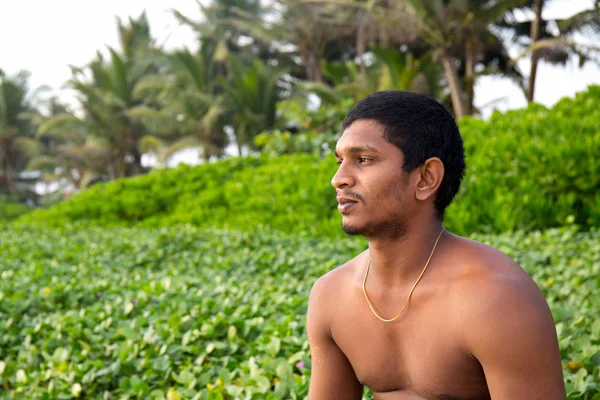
<box><xmin>335</xmin><ymin>145</ymin><xmax>381</xmax><ymax>157</ymax></box>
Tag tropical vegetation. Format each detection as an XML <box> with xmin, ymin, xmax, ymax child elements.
<box><xmin>1</xmin><ymin>1</ymin><xmax>599</xmax><ymax>399</ymax></box>
<box><xmin>1</xmin><ymin>0</ymin><xmax>599</xmax><ymax>202</ymax></box>
<box><xmin>16</xmin><ymin>86</ymin><xmax>600</xmax><ymax>236</ymax></box>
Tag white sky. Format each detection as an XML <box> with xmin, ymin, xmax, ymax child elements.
<box><xmin>1</xmin><ymin>0</ymin><xmax>599</xmax><ymax>167</ymax></box>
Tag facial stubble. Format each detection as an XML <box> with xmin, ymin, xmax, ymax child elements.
<box><xmin>342</xmin><ymin>180</ymin><xmax>409</xmax><ymax>240</ymax></box>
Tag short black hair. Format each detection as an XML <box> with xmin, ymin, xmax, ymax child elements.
<box><xmin>342</xmin><ymin>90</ymin><xmax>465</xmax><ymax>219</ymax></box>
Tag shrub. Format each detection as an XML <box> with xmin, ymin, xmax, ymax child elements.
<box><xmin>0</xmin><ymin>200</ymin><xmax>31</xmax><ymax>222</ymax></box>
<box><xmin>18</xmin><ymin>86</ymin><xmax>600</xmax><ymax>236</ymax></box>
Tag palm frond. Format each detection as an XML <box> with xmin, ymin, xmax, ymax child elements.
<box><xmin>79</xmin><ymin>170</ymin><xmax>100</xmax><ymax>189</ymax></box>
<box><xmin>26</xmin><ymin>155</ymin><xmax>63</xmax><ymax>171</ymax></box>
<box><xmin>557</xmin><ymin>8</ymin><xmax>600</xmax><ymax>37</ymax></box>
<box><xmin>159</xmin><ymin>136</ymin><xmax>203</xmax><ymax>164</ymax></box>
<box><xmin>297</xmin><ymin>81</ymin><xmax>344</xmax><ymax>105</ymax></box>
<box><xmin>512</xmin><ymin>37</ymin><xmax>600</xmax><ymax>65</ymax></box>
<box><xmin>37</xmin><ymin>114</ymin><xmax>87</xmax><ymax>137</ymax></box>
<box><xmin>108</xmin><ymin>47</ymin><xmax>131</xmax><ymax>104</ymax></box>
<box><xmin>138</xmin><ymin>135</ymin><xmax>165</xmax><ymax>153</ymax></box>
<box><xmin>475</xmin><ymin>0</ymin><xmax>529</xmax><ymax>23</ymax></box>
<box><xmin>14</xmin><ymin>137</ymin><xmax>43</xmax><ymax>159</ymax></box>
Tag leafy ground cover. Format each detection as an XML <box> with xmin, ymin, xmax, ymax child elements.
<box><xmin>0</xmin><ymin>224</ymin><xmax>598</xmax><ymax>399</ymax></box>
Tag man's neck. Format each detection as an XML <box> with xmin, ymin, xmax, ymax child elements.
<box><xmin>366</xmin><ymin>219</ymin><xmax>445</xmax><ymax>288</ymax></box>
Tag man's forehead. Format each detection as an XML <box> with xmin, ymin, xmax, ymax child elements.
<box><xmin>334</xmin><ymin>142</ymin><xmax>382</xmax><ymax>155</ymax></box>
<box><xmin>336</xmin><ymin>122</ymin><xmax>387</xmax><ymax>153</ymax></box>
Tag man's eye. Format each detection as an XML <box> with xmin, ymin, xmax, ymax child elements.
<box><xmin>359</xmin><ymin>157</ymin><xmax>371</xmax><ymax>163</ymax></box>
<box><xmin>336</xmin><ymin>159</ymin><xmax>343</xmax><ymax>165</ymax></box>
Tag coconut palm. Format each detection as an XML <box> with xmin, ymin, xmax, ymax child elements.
<box><xmin>131</xmin><ymin>48</ymin><xmax>230</xmax><ymax>163</ymax></box>
<box><xmin>301</xmin><ymin>46</ymin><xmax>442</xmax><ymax>105</ymax></box>
<box><xmin>213</xmin><ymin>0</ymin><xmax>356</xmax><ymax>82</ymax></box>
<box><xmin>0</xmin><ymin>70</ymin><xmax>42</xmax><ymax>199</ymax></box>
<box><xmin>501</xmin><ymin>0</ymin><xmax>600</xmax><ymax>102</ymax></box>
<box><xmin>173</xmin><ymin>0</ymin><xmax>267</xmax><ymax>67</ymax></box>
<box><xmin>398</xmin><ymin>0</ymin><xmax>529</xmax><ymax>118</ymax></box>
<box><xmin>304</xmin><ymin>0</ymin><xmax>416</xmax><ymax>77</ymax></box>
<box><xmin>26</xmin><ymin>97</ymin><xmax>113</xmax><ymax>191</ymax></box>
<box><xmin>303</xmin><ymin>0</ymin><xmax>526</xmax><ymax>117</ymax></box>
<box><xmin>219</xmin><ymin>55</ymin><xmax>289</xmax><ymax>155</ymax></box>
<box><xmin>38</xmin><ymin>13</ymin><xmax>168</xmax><ymax>178</ymax></box>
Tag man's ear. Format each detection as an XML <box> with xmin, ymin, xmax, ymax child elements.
<box><xmin>415</xmin><ymin>157</ymin><xmax>444</xmax><ymax>201</ymax></box>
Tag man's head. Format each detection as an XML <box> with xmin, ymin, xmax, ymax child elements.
<box><xmin>332</xmin><ymin>91</ymin><xmax>465</xmax><ymax>238</ymax></box>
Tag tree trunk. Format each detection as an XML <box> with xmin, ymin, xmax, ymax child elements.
<box><xmin>115</xmin><ymin>150</ymin><xmax>126</xmax><ymax>178</ymax></box>
<box><xmin>356</xmin><ymin>12</ymin><xmax>366</xmax><ymax>77</ymax></box>
<box><xmin>465</xmin><ymin>39</ymin><xmax>475</xmax><ymax>115</ymax></box>
<box><xmin>440</xmin><ymin>53</ymin><xmax>467</xmax><ymax>119</ymax></box>
<box><xmin>203</xmin><ymin>130</ymin><xmax>212</xmax><ymax>160</ymax></box>
<box><xmin>131</xmin><ymin>147</ymin><xmax>142</xmax><ymax>176</ymax></box>
<box><xmin>306</xmin><ymin>50</ymin><xmax>322</xmax><ymax>83</ymax></box>
<box><xmin>236</xmin><ymin>123</ymin><xmax>245</xmax><ymax>157</ymax></box>
<box><xmin>527</xmin><ymin>0</ymin><xmax>544</xmax><ymax>103</ymax></box>
<box><xmin>1</xmin><ymin>147</ymin><xmax>19</xmax><ymax>199</ymax></box>
<box><xmin>107</xmin><ymin>162</ymin><xmax>117</xmax><ymax>181</ymax></box>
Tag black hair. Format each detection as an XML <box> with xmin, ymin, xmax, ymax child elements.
<box><xmin>342</xmin><ymin>90</ymin><xmax>466</xmax><ymax>219</ymax></box>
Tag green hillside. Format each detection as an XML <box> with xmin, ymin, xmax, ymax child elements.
<box><xmin>17</xmin><ymin>86</ymin><xmax>600</xmax><ymax>236</ymax></box>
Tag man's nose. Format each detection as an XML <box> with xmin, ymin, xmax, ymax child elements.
<box><xmin>331</xmin><ymin>163</ymin><xmax>355</xmax><ymax>189</ymax></box>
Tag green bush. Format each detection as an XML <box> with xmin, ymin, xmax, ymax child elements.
<box><xmin>448</xmin><ymin>88</ymin><xmax>600</xmax><ymax>232</ymax></box>
<box><xmin>0</xmin><ymin>200</ymin><xmax>31</xmax><ymax>222</ymax></box>
<box><xmin>17</xmin><ymin>86</ymin><xmax>600</xmax><ymax>236</ymax></box>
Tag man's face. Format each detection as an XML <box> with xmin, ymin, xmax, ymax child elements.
<box><xmin>332</xmin><ymin>119</ymin><xmax>415</xmax><ymax>239</ymax></box>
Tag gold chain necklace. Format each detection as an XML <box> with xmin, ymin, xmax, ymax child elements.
<box><xmin>362</xmin><ymin>228</ymin><xmax>445</xmax><ymax>323</ymax></box>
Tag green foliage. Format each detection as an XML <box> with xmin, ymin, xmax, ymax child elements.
<box><xmin>18</xmin><ymin>157</ymin><xmax>259</xmax><ymax>227</ymax></box>
<box><xmin>0</xmin><ymin>223</ymin><xmax>352</xmax><ymax>399</ymax></box>
<box><xmin>18</xmin><ymin>86</ymin><xmax>600</xmax><ymax>236</ymax></box>
<box><xmin>253</xmin><ymin>97</ymin><xmax>352</xmax><ymax>156</ymax></box>
<box><xmin>0</xmin><ymin>224</ymin><xmax>597</xmax><ymax>399</ymax></box>
<box><xmin>448</xmin><ymin>86</ymin><xmax>600</xmax><ymax>233</ymax></box>
<box><xmin>0</xmin><ymin>200</ymin><xmax>31</xmax><ymax>222</ymax></box>
<box><xmin>254</xmin><ymin>129</ymin><xmax>337</xmax><ymax>157</ymax></box>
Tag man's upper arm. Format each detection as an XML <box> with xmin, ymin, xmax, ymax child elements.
<box><xmin>306</xmin><ymin>275</ymin><xmax>363</xmax><ymax>400</ymax></box>
<box><xmin>463</xmin><ymin>272</ymin><xmax>566</xmax><ymax>399</ymax></box>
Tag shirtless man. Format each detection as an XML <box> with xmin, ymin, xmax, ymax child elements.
<box><xmin>307</xmin><ymin>91</ymin><xmax>566</xmax><ymax>399</ymax></box>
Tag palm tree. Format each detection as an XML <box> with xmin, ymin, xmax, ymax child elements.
<box><xmin>304</xmin><ymin>0</ymin><xmax>416</xmax><ymax>77</ymax></box>
<box><xmin>303</xmin><ymin>46</ymin><xmax>442</xmax><ymax>103</ymax></box>
<box><xmin>219</xmin><ymin>55</ymin><xmax>288</xmax><ymax>155</ymax></box>
<box><xmin>132</xmin><ymin>48</ymin><xmax>230</xmax><ymax>163</ymax></box>
<box><xmin>0</xmin><ymin>70</ymin><xmax>41</xmax><ymax>199</ymax></box>
<box><xmin>401</xmin><ymin>0</ymin><xmax>529</xmax><ymax>118</ymax></box>
<box><xmin>173</xmin><ymin>0</ymin><xmax>267</xmax><ymax>68</ymax></box>
<box><xmin>501</xmin><ymin>1</ymin><xmax>600</xmax><ymax>102</ymax></box>
<box><xmin>26</xmin><ymin>97</ymin><xmax>112</xmax><ymax>191</ymax></box>
<box><xmin>39</xmin><ymin>13</ymin><xmax>168</xmax><ymax>178</ymax></box>
<box><xmin>304</xmin><ymin>0</ymin><xmax>526</xmax><ymax>117</ymax></box>
<box><xmin>211</xmin><ymin>0</ymin><xmax>355</xmax><ymax>82</ymax></box>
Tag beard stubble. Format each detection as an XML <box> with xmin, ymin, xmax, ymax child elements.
<box><xmin>342</xmin><ymin>179</ymin><xmax>409</xmax><ymax>240</ymax></box>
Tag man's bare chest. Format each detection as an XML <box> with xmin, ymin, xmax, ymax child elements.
<box><xmin>329</xmin><ymin>288</ymin><xmax>490</xmax><ymax>399</ymax></box>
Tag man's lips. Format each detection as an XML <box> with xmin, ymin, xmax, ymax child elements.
<box><xmin>336</xmin><ymin>197</ymin><xmax>359</xmax><ymax>213</ymax></box>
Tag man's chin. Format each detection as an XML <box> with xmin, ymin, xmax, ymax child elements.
<box><xmin>342</xmin><ymin>219</ymin><xmax>407</xmax><ymax>240</ymax></box>
<box><xmin>342</xmin><ymin>222</ymin><xmax>367</xmax><ymax>236</ymax></box>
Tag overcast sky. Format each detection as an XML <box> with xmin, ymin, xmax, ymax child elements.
<box><xmin>1</xmin><ymin>0</ymin><xmax>599</xmax><ymax>120</ymax></box>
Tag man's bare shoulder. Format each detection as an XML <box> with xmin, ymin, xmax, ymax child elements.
<box><xmin>445</xmin><ymin>233</ymin><xmax>553</xmax><ymax>337</ymax></box>
<box><xmin>444</xmin><ymin>234</ymin><xmax>565</xmax><ymax>397</ymax></box>
<box><xmin>446</xmin><ymin>234</ymin><xmax>542</xmax><ymax>299</ymax></box>
<box><xmin>310</xmin><ymin>250</ymin><xmax>368</xmax><ymax>301</ymax></box>
<box><xmin>307</xmin><ymin>251</ymin><xmax>367</xmax><ymax>342</ymax></box>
